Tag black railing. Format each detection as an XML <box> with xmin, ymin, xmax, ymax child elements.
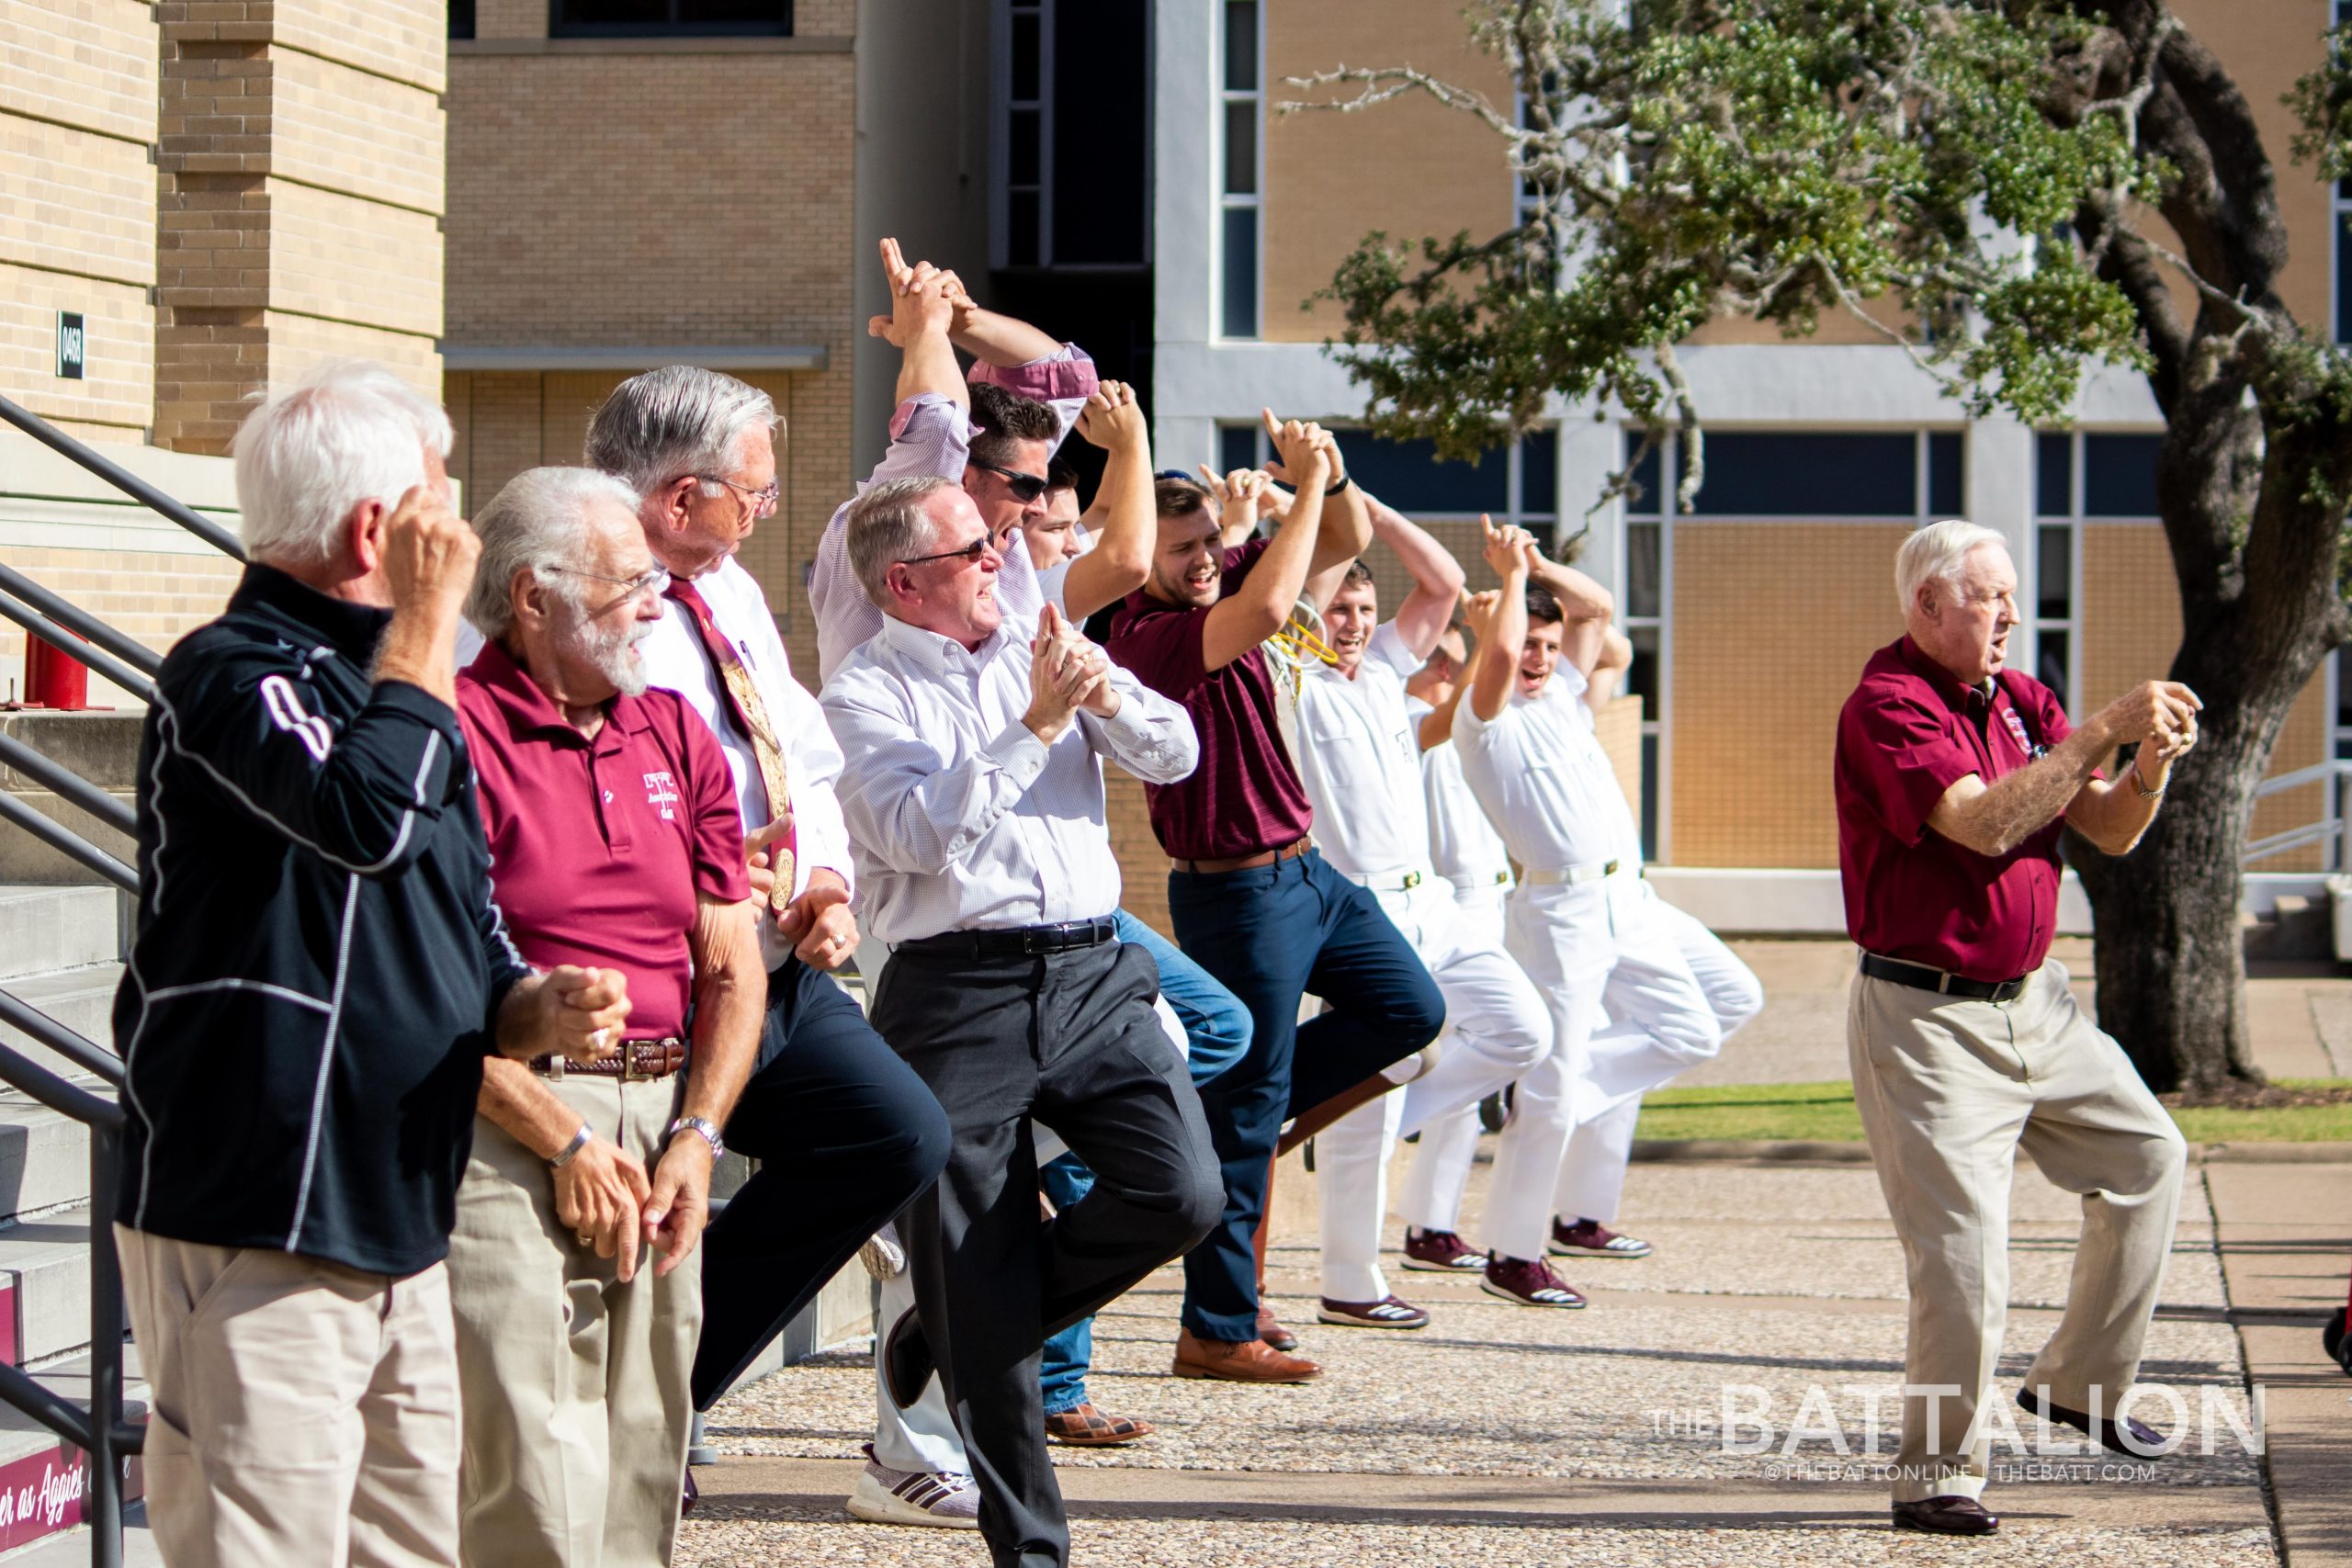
<box><xmin>0</xmin><ymin>393</ymin><xmax>248</xmax><ymax>1565</ymax></box>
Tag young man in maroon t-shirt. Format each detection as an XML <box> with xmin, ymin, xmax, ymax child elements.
<box><xmin>1834</xmin><ymin>520</ymin><xmax>2198</xmax><ymax>1538</ymax></box>
<box><xmin>1106</xmin><ymin>413</ymin><xmax>1445</xmax><ymax>1385</ymax></box>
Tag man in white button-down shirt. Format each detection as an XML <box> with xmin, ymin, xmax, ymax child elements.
<box><xmin>1290</xmin><ymin>509</ymin><xmax>1547</xmax><ymax>1335</ymax></box>
<box><xmin>823</xmin><ymin>474</ymin><xmax>1220</xmax><ymax>1568</ymax></box>
<box><xmin>582</xmin><ymin>368</ymin><xmax>953</xmax><ymax>1423</ymax></box>
<box><xmin>1452</xmin><ymin>521</ymin><xmax>1724</xmax><ymax>1309</ymax></box>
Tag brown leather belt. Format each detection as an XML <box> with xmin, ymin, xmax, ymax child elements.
<box><xmin>1173</xmin><ymin>836</ymin><xmax>1313</xmax><ymax>876</ymax></box>
<box><xmin>530</xmin><ymin>1037</ymin><xmax>687</xmax><ymax>1081</ymax></box>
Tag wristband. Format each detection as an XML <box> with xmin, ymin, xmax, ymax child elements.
<box><xmin>548</xmin><ymin>1122</ymin><xmax>594</xmax><ymax>1170</ymax></box>
<box><xmin>1325</xmin><ymin>471</ymin><xmax>1352</xmax><ymax>494</ymax></box>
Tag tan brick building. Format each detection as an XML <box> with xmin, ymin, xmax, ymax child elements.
<box><xmin>1154</xmin><ymin>0</ymin><xmax>2349</xmax><ymax>921</ymax></box>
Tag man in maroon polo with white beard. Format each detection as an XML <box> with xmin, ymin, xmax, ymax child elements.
<box><xmin>447</xmin><ymin>465</ymin><xmax>766</xmax><ymax>1567</ymax></box>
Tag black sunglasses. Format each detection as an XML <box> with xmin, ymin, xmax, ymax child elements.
<box><xmin>971</xmin><ymin>460</ymin><xmax>1048</xmax><ymax>503</ymax></box>
<box><xmin>898</xmin><ymin>534</ymin><xmax>993</xmax><ymax>569</ymax></box>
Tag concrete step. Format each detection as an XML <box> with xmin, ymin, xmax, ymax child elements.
<box><xmin>0</xmin><ymin>1345</ymin><xmax>148</xmax><ymax>1562</ymax></box>
<box><xmin>0</xmin><ymin>1504</ymin><xmax>158</xmax><ymax>1567</ymax></box>
<box><xmin>0</xmin><ymin>717</ymin><xmax>143</xmax><ymax>795</ymax></box>
<box><xmin>0</xmin><ymin>969</ymin><xmax>121</xmax><ymax>1088</ymax></box>
<box><xmin>0</xmin><ymin>893</ymin><xmax>117</xmax><ymax>985</ymax></box>
<box><xmin>0</xmin><ymin>1208</ymin><xmax>99</xmax><ymax>1368</ymax></box>
<box><xmin>0</xmin><ymin>796</ymin><xmax>132</xmax><ymax>890</ymax></box>
<box><xmin>0</xmin><ymin>1102</ymin><xmax>93</xmax><ymax>1230</ymax></box>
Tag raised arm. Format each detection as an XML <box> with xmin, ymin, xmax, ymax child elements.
<box><xmin>867</xmin><ymin>239</ymin><xmax>967</xmax><ymax>410</ymax></box>
<box><xmin>1929</xmin><ymin>680</ymin><xmax>2199</xmax><ymax>858</ymax></box>
<box><xmin>1586</xmin><ymin>626</ymin><xmax>1634</xmax><ymax>710</ymax></box>
<box><xmin>1060</xmin><ymin>382</ymin><xmax>1154</xmax><ymax>620</ymax></box>
<box><xmin>948</xmin><ymin>294</ymin><xmax>1064</xmax><ymax>368</ymax></box>
<box><xmin>1363</xmin><ymin>490</ymin><xmax>1466</xmax><ymax>660</ymax></box>
<box><xmin>1469</xmin><ymin>519</ymin><xmax>1534</xmax><ymax>724</ymax></box>
<box><xmin>1295</xmin><ymin>431</ymin><xmax>1374</xmax><ymax>612</ymax></box>
<box><xmin>1198</xmin><ymin>412</ymin><xmax>1333</xmax><ymax>672</ymax></box>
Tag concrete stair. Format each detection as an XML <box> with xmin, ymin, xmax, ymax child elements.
<box><xmin>0</xmin><ymin>886</ymin><xmax>145</xmax><ymax>1562</ymax></box>
<box><xmin>0</xmin><ymin>717</ymin><xmax>141</xmax><ymax>889</ymax></box>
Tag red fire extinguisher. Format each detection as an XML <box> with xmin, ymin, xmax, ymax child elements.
<box><xmin>23</xmin><ymin>631</ymin><xmax>91</xmax><ymax>711</ymax></box>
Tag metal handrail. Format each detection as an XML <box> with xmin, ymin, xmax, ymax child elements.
<box><xmin>0</xmin><ymin>990</ymin><xmax>127</xmax><ymax>1090</ymax></box>
<box><xmin>0</xmin><ymin>795</ymin><xmax>134</xmax><ymax>892</ymax></box>
<box><xmin>0</xmin><ymin>394</ymin><xmax>244</xmax><ymax>560</ymax></box>
<box><xmin>0</xmin><ymin>732</ymin><xmax>134</xmax><ymax>839</ymax></box>
<box><xmin>0</xmin><ymin>567</ymin><xmax>162</xmax><ymax>686</ymax></box>
<box><xmin>2246</xmin><ymin>761</ymin><xmax>2352</xmax><ymax>869</ymax></box>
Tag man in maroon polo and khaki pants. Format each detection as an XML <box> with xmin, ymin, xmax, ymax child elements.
<box><xmin>1835</xmin><ymin>520</ymin><xmax>2199</xmax><ymax>1538</ymax></box>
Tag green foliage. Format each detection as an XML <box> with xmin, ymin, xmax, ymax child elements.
<box><xmin>1298</xmin><ymin>0</ymin><xmax>2166</xmax><ymax>479</ymax></box>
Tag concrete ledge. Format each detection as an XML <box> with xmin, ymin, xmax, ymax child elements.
<box><xmin>441</xmin><ymin>344</ymin><xmax>829</xmax><ymax>373</ymax></box>
<box><xmin>1634</xmin><ymin>1136</ymin><xmax>2352</xmax><ymax>1163</ymax></box>
<box><xmin>1647</xmin><ymin>864</ymin><xmax>2331</xmax><ymax>936</ymax></box>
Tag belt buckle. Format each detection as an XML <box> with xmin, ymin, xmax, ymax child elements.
<box><xmin>1602</xmin><ymin>859</ymin><xmax>1619</xmax><ymax>876</ymax></box>
<box><xmin>618</xmin><ymin>1043</ymin><xmax>648</xmax><ymax>1081</ymax></box>
<box><xmin>1402</xmin><ymin>870</ymin><xmax>1421</xmax><ymax>889</ymax></box>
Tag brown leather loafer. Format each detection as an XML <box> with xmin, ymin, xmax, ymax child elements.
<box><xmin>1044</xmin><ymin>1402</ymin><xmax>1157</xmax><ymax>1447</ymax></box>
<box><xmin>1256</xmin><ymin>1301</ymin><xmax>1299</xmax><ymax>1352</ymax></box>
<box><xmin>1172</xmin><ymin>1328</ymin><xmax>1322</xmax><ymax>1383</ymax></box>
<box><xmin>1892</xmin><ymin>1496</ymin><xmax>1998</xmax><ymax>1536</ymax></box>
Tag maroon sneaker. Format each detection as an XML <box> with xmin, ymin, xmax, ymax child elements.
<box><xmin>1401</xmin><ymin>1226</ymin><xmax>1487</xmax><ymax>1272</ymax></box>
<box><xmin>1549</xmin><ymin>1216</ymin><xmax>1654</xmax><ymax>1259</ymax></box>
<box><xmin>1480</xmin><ymin>1252</ymin><xmax>1588</xmax><ymax>1308</ymax></box>
<box><xmin>1316</xmin><ymin>1294</ymin><xmax>1430</xmax><ymax>1329</ymax></box>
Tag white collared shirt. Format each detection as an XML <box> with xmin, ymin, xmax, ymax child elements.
<box><xmin>821</xmin><ymin>610</ymin><xmax>1198</xmax><ymax>946</ymax></box>
<box><xmin>1453</xmin><ymin>663</ymin><xmax>1642</xmax><ymax>874</ymax></box>
<box><xmin>1293</xmin><ymin>622</ymin><xmax>1433</xmax><ymax>883</ymax></box>
<box><xmin>1410</xmin><ymin>696</ymin><xmax>1514</xmax><ymax>892</ymax></box>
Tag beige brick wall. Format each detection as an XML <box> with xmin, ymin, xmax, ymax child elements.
<box><xmin>1264</xmin><ymin>0</ymin><xmax>1513</xmax><ymax>343</ymax></box>
<box><xmin>0</xmin><ymin>546</ymin><xmax>245</xmax><ymax>697</ymax></box>
<box><xmin>0</xmin><ymin>0</ymin><xmax>161</xmax><ymax>437</ymax></box>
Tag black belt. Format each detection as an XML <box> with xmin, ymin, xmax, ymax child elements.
<box><xmin>1860</xmin><ymin>953</ymin><xmax>2029</xmax><ymax>1003</ymax></box>
<box><xmin>897</xmin><ymin>918</ymin><xmax>1119</xmax><ymax>960</ymax></box>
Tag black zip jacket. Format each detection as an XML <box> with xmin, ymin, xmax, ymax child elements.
<box><xmin>113</xmin><ymin>565</ymin><xmax>530</xmax><ymax>1276</ymax></box>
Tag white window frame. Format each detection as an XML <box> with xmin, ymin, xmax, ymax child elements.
<box><xmin>1216</xmin><ymin>1</ymin><xmax>1264</xmax><ymax>340</ymax></box>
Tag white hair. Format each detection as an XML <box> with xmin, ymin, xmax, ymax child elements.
<box><xmin>1895</xmin><ymin>519</ymin><xmax>2009</xmax><ymax>617</ymax></box>
<box><xmin>231</xmin><ymin>360</ymin><xmax>453</xmax><ymax>567</ymax></box>
<box><xmin>465</xmin><ymin>467</ymin><xmax>643</xmax><ymax>639</ymax></box>
<box><xmin>583</xmin><ymin>366</ymin><xmax>777</xmax><ymax>502</ymax></box>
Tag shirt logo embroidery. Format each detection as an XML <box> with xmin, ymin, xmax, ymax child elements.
<box><xmin>643</xmin><ymin>770</ymin><xmax>680</xmax><ymax>820</ymax></box>
<box><xmin>2002</xmin><ymin>707</ymin><xmax>2035</xmax><ymax>757</ymax></box>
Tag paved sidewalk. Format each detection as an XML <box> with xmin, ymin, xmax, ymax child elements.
<box><xmin>682</xmin><ymin>940</ymin><xmax>2348</xmax><ymax>1565</ymax></box>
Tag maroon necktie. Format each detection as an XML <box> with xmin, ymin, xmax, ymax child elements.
<box><xmin>665</xmin><ymin>578</ymin><xmax>794</xmax><ymax>909</ymax></box>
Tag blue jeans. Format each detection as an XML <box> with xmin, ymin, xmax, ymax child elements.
<box><xmin>1168</xmin><ymin>849</ymin><xmax>1445</xmax><ymax>1341</ymax></box>
<box><xmin>1039</xmin><ymin>910</ymin><xmax>1254</xmax><ymax>1413</ymax></box>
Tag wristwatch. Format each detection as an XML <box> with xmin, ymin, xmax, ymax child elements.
<box><xmin>667</xmin><ymin>1115</ymin><xmax>726</xmax><ymax>1159</ymax></box>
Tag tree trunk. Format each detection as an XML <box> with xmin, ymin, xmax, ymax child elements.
<box><xmin>2068</xmin><ymin>575</ymin><xmax>2327</xmax><ymax>1097</ymax></box>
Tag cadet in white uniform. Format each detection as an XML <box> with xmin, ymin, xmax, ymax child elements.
<box><xmin>1293</xmin><ymin>506</ymin><xmax>1547</xmax><ymax>1328</ymax></box>
<box><xmin>1450</xmin><ymin>523</ymin><xmax>1723</xmax><ymax>1307</ymax></box>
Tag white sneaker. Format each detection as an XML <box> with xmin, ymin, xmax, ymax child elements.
<box><xmin>858</xmin><ymin>1224</ymin><xmax>907</xmax><ymax>1280</ymax></box>
<box><xmin>845</xmin><ymin>1445</ymin><xmax>978</xmax><ymax>1529</ymax></box>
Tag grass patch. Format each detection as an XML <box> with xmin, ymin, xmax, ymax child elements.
<box><xmin>1634</xmin><ymin>1079</ymin><xmax>2352</xmax><ymax>1145</ymax></box>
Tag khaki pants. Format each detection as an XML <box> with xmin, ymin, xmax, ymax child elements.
<box><xmin>1849</xmin><ymin>959</ymin><xmax>2187</xmax><ymax>1502</ymax></box>
<box><xmin>114</xmin><ymin>1225</ymin><xmax>461</xmax><ymax>1568</ymax></box>
<box><xmin>447</xmin><ymin>1076</ymin><xmax>698</xmax><ymax>1568</ymax></box>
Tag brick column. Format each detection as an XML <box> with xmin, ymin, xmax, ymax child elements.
<box><xmin>154</xmin><ymin>0</ymin><xmax>447</xmax><ymax>454</ymax></box>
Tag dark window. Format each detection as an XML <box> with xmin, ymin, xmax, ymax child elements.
<box><xmin>1048</xmin><ymin>1</ymin><xmax>1147</xmax><ymax>265</ymax></box>
<box><xmin>2035</xmin><ymin>525</ymin><xmax>2072</xmax><ymax>619</ymax></box>
<box><xmin>1928</xmin><ymin>431</ymin><xmax>1963</xmax><ymax>517</ymax></box>
<box><xmin>1012</xmin><ymin>10</ymin><xmax>1041</xmax><ymax>98</ymax></box>
<box><xmin>2036</xmin><ymin>431</ymin><xmax>2073</xmax><ymax>517</ymax></box>
<box><xmin>2337</xmin><ymin>210</ymin><xmax>2352</xmax><ymax>344</ymax></box>
<box><xmin>2036</xmin><ymin>629</ymin><xmax>2070</xmax><ymax>711</ymax></box>
<box><xmin>1625</xmin><ymin>523</ymin><xmax>1662</xmax><ymax>619</ymax></box>
<box><xmin>1008</xmin><ymin>189</ymin><xmax>1040</xmax><ymax>268</ymax></box>
<box><xmin>1345</xmin><ymin>434</ymin><xmax>1510</xmax><ymax>514</ymax></box>
<box><xmin>1224</xmin><ymin>101</ymin><xmax>1258</xmax><ymax>196</ymax></box>
<box><xmin>1009</xmin><ymin>110</ymin><xmax>1041</xmax><ymax>187</ymax></box>
<box><xmin>1224</xmin><ymin>1</ymin><xmax>1258</xmax><ymax>91</ymax></box>
<box><xmin>449</xmin><ymin>0</ymin><xmax>475</xmax><ymax>37</ymax></box>
<box><xmin>2083</xmin><ymin>433</ymin><xmax>2161</xmax><ymax>517</ymax></box>
<box><xmin>1624</xmin><ymin>434</ymin><xmax>1669</xmax><ymax>516</ymax></box>
<box><xmin>552</xmin><ymin>0</ymin><xmax>789</xmax><ymax>35</ymax></box>
<box><xmin>1679</xmin><ymin>432</ymin><xmax>1914</xmax><ymax>516</ymax></box>
<box><xmin>1521</xmin><ymin>430</ymin><xmax>1557</xmax><ymax>515</ymax></box>
<box><xmin>1221</xmin><ymin>208</ymin><xmax>1258</xmax><ymax>338</ymax></box>
<box><xmin>2337</xmin><ymin>646</ymin><xmax>2352</xmax><ymax>733</ymax></box>
<box><xmin>1638</xmin><ymin>730</ymin><xmax>1659</xmax><ymax>860</ymax></box>
<box><xmin>1217</xmin><ymin>423</ymin><xmax>1258</xmax><ymax>477</ymax></box>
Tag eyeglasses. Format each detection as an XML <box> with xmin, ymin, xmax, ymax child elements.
<box><xmin>702</xmin><ymin>475</ymin><xmax>780</xmax><ymax>516</ymax></box>
<box><xmin>548</xmin><ymin>564</ymin><xmax>671</xmax><ymax>601</ymax></box>
<box><xmin>897</xmin><ymin>535</ymin><xmax>994</xmax><ymax>570</ymax></box>
<box><xmin>970</xmin><ymin>460</ymin><xmax>1048</xmax><ymax>504</ymax></box>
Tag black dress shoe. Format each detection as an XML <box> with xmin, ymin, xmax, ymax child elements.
<box><xmin>883</xmin><ymin>1306</ymin><xmax>935</xmax><ymax>1408</ymax></box>
<box><xmin>1892</xmin><ymin>1496</ymin><xmax>1999</xmax><ymax>1536</ymax></box>
<box><xmin>2016</xmin><ymin>1386</ymin><xmax>2167</xmax><ymax>1456</ymax></box>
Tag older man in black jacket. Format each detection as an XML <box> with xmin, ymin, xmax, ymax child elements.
<box><xmin>112</xmin><ymin>361</ymin><xmax>626</xmax><ymax>1568</ymax></box>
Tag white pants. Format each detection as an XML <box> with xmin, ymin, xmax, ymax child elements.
<box><xmin>1317</xmin><ymin>879</ymin><xmax>1548</xmax><ymax>1302</ymax></box>
<box><xmin>869</xmin><ymin>994</ymin><xmax>1190</xmax><ymax>1477</ymax></box>
<box><xmin>1403</xmin><ymin>875</ymin><xmax>1725</xmax><ymax>1258</ymax></box>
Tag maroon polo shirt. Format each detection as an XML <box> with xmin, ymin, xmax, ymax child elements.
<box><xmin>1834</xmin><ymin>635</ymin><xmax>2082</xmax><ymax>981</ymax></box>
<box><xmin>458</xmin><ymin>640</ymin><xmax>750</xmax><ymax>1041</ymax></box>
<box><xmin>1106</xmin><ymin>538</ymin><xmax>1316</xmax><ymax>863</ymax></box>
<box><xmin>1105</xmin><ymin>536</ymin><xmax>1317</xmax><ymax>860</ymax></box>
